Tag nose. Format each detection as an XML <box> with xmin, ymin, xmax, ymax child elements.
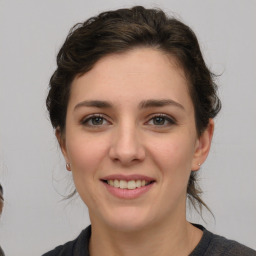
<box><xmin>109</xmin><ymin>123</ymin><xmax>146</xmax><ymax>166</ymax></box>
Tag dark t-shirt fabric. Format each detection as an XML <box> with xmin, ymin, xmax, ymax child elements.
<box><xmin>42</xmin><ymin>225</ymin><xmax>256</xmax><ymax>256</ymax></box>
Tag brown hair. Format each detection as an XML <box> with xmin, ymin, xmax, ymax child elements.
<box><xmin>0</xmin><ymin>184</ymin><xmax>3</xmax><ymax>215</ymax></box>
<box><xmin>46</xmin><ymin>6</ymin><xmax>221</xmax><ymax>214</ymax></box>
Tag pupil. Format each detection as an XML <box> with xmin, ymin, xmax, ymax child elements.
<box><xmin>92</xmin><ymin>117</ymin><xmax>103</xmax><ymax>125</ymax></box>
<box><xmin>154</xmin><ymin>117</ymin><xmax>165</xmax><ymax>125</ymax></box>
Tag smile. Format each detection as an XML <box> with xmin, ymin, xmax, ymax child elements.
<box><xmin>106</xmin><ymin>179</ymin><xmax>153</xmax><ymax>190</ymax></box>
<box><xmin>101</xmin><ymin>175</ymin><xmax>155</xmax><ymax>199</ymax></box>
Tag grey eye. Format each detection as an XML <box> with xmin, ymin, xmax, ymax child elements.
<box><xmin>90</xmin><ymin>116</ymin><xmax>104</xmax><ymax>125</ymax></box>
<box><xmin>153</xmin><ymin>116</ymin><xmax>166</xmax><ymax>125</ymax></box>
<box><xmin>81</xmin><ymin>115</ymin><xmax>109</xmax><ymax>126</ymax></box>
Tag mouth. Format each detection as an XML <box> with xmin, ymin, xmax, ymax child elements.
<box><xmin>102</xmin><ymin>179</ymin><xmax>155</xmax><ymax>190</ymax></box>
<box><xmin>100</xmin><ymin>175</ymin><xmax>156</xmax><ymax>199</ymax></box>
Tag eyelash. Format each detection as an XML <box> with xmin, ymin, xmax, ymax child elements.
<box><xmin>146</xmin><ymin>114</ymin><xmax>176</xmax><ymax>127</ymax></box>
<box><xmin>81</xmin><ymin>114</ymin><xmax>110</xmax><ymax>127</ymax></box>
<box><xmin>80</xmin><ymin>113</ymin><xmax>176</xmax><ymax>128</ymax></box>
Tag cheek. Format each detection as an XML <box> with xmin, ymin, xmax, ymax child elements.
<box><xmin>149</xmin><ymin>134</ymin><xmax>196</xmax><ymax>175</ymax></box>
<box><xmin>65</xmin><ymin>134</ymin><xmax>110</xmax><ymax>204</ymax></box>
<box><xmin>66</xmin><ymin>134</ymin><xmax>109</xmax><ymax>176</ymax></box>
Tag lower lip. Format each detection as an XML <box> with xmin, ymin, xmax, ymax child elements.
<box><xmin>102</xmin><ymin>182</ymin><xmax>154</xmax><ymax>199</ymax></box>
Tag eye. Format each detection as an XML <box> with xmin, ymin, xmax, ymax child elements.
<box><xmin>146</xmin><ymin>114</ymin><xmax>176</xmax><ymax>126</ymax></box>
<box><xmin>81</xmin><ymin>114</ymin><xmax>110</xmax><ymax>127</ymax></box>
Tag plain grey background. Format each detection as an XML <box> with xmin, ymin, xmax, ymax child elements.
<box><xmin>0</xmin><ymin>0</ymin><xmax>255</xmax><ymax>255</ymax></box>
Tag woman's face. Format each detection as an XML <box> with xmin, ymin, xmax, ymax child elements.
<box><xmin>59</xmin><ymin>48</ymin><xmax>213</xmax><ymax>231</ymax></box>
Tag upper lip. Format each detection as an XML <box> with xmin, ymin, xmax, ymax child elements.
<box><xmin>101</xmin><ymin>174</ymin><xmax>155</xmax><ymax>182</ymax></box>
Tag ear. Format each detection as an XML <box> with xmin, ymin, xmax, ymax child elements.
<box><xmin>191</xmin><ymin>119</ymin><xmax>214</xmax><ymax>171</ymax></box>
<box><xmin>55</xmin><ymin>127</ymin><xmax>70</xmax><ymax>165</ymax></box>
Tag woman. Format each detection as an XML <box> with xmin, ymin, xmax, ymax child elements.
<box><xmin>43</xmin><ymin>6</ymin><xmax>255</xmax><ymax>256</ymax></box>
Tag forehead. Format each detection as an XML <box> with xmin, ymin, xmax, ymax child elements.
<box><xmin>69</xmin><ymin>48</ymin><xmax>192</xmax><ymax>109</ymax></box>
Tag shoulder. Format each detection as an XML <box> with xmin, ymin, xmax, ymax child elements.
<box><xmin>41</xmin><ymin>240</ymin><xmax>75</xmax><ymax>256</ymax></box>
<box><xmin>42</xmin><ymin>226</ymin><xmax>91</xmax><ymax>256</ymax></box>
<box><xmin>191</xmin><ymin>224</ymin><xmax>256</xmax><ymax>256</ymax></box>
<box><xmin>208</xmin><ymin>233</ymin><xmax>256</xmax><ymax>256</ymax></box>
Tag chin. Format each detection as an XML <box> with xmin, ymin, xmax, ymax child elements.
<box><xmin>107</xmin><ymin>219</ymin><xmax>149</xmax><ymax>233</ymax></box>
<box><xmin>99</xmin><ymin>206</ymin><xmax>156</xmax><ymax>233</ymax></box>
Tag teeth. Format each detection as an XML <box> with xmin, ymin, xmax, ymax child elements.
<box><xmin>128</xmin><ymin>180</ymin><xmax>136</xmax><ymax>190</ymax></box>
<box><xmin>120</xmin><ymin>180</ymin><xmax>128</xmax><ymax>189</ymax></box>
<box><xmin>107</xmin><ymin>179</ymin><xmax>151</xmax><ymax>189</ymax></box>
<box><xmin>136</xmin><ymin>180</ymin><xmax>141</xmax><ymax>188</ymax></box>
<box><xmin>113</xmin><ymin>179</ymin><xmax>119</xmax><ymax>188</ymax></box>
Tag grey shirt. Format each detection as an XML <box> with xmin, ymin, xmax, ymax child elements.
<box><xmin>43</xmin><ymin>225</ymin><xmax>256</xmax><ymax>256</ymax></box>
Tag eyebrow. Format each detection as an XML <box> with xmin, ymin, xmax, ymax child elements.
<box><xmin>139</xmin><ymin>99</ymin><xmax>185</xmax><ymax>110</ymax></box>
<box><xmin>74</xmin><ymin>100</ymin><xmax>112</xmax><ymax>110</ymax></box>
<box><xmin>74</xmin><ymin>99</ymin><xmax>184</xmax><ymax>111</ymax></box>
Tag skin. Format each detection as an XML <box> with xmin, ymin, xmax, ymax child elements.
<box><xmin>57</xmin><ymin>48</ymin><xmax>214</xmax><ymax>256</ymax></box>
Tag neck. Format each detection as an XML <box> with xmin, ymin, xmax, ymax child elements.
<box><xmin>89</xmin><ymin>215</ymin><xmax>202</xmax><ymax>256</ymax></box>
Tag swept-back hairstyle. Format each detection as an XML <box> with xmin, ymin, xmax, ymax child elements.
<box><xmin>46</xmin><ymin>6</ymin><xmax>221</xmax><ymax>213</ymax></box>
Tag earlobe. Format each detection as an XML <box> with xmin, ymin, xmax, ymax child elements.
<box><xmin>192</xmin><ymin>119</ymin><xmax>214</xmax><ymax>171</ymax></box>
